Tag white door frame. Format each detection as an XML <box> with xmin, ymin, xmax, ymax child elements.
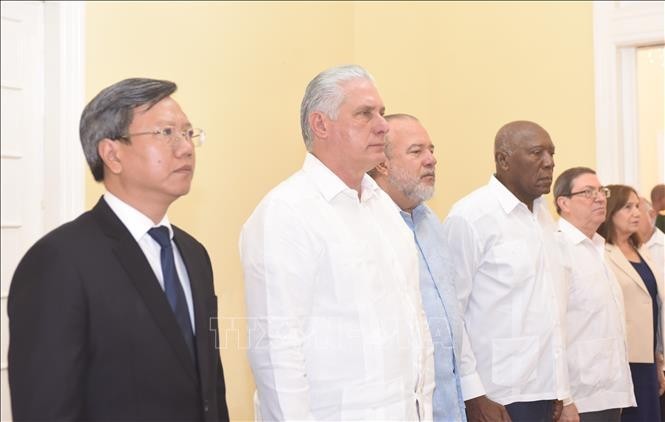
<box><xmin>43</xmin><ymin>1</ymin><xmax>86</xmax><ymax>229</ymax></box>
<box><xmin>1</xmin><ymin>3</ymin><xmax>84</xmax><ymax>420</ymax></box>
<box><xmin>593</xmin><ymin>1</ymin><xmax>664</xmax><ymax>189</ymax></box>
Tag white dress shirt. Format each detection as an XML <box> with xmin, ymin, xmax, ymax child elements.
<box><xmin>557</xmin><ymin>218</ymin><xmax>635</xmax><ymax>413</ymax></box>
<box><xmin>240</xmin><ymin>153</ymin><xmax>434</xmax><ymax>421</ymax></box>
<box><xmin>647</xmin><ymin>228</ymin><xmax>664</xmax><ymax>282</ymax></box>
<box><xmin>441</xmin><ymin>175</ymin><xmax>570</xmax><ymax>405</ymax></box>
<box><xmin>103</xmin><ymin>192</ymin><xmax>196</xmax><ymax>332</ymax></box>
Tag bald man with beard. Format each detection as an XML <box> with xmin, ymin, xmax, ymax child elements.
<box><xmin>441</xmin><ymin>121</ymin><xmax>572</xmax><ymax>422</ymax></box>
<box><xmin>371</xmin><ymin>114</ymin><xmax>466</xmax><ymax>421</ymax></box>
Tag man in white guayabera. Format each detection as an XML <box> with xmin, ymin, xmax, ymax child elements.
<box><xmin>441</xmin><ymin>121</ymin><xmax>572</xmax><ymax>422</ymax></box>
<box><xmin>553</xmin><ymin>167</ymin><xmax>636</xmax><ymax>421</ymax></box>
<box><xmin>240</xmin><ymin>64</ymin><xmax>434</xmax><ymax>421</ymax></box>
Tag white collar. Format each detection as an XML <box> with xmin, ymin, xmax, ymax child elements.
<box><xmin>103</xmin><ymin>191</ymin><xmax>172</xmax><ymax>242</ymax></box>
<box><xmin>488</xmin><ymin>174</ymin><xmax>544</xmax><ymax>215</ymax></box>
<box><xmin>558</xmin><ymin>217</ymin><xmax>605</xmax><ymax>253</ymax></box>
<box><xmin>647</xmin><ymin>227</ymin><xmax>665</xmax><ymax>246</ymax></box>
<box><xmin>303</xmin><ymin>153</ymin><xmax>381</xmax><ymax>203</ymax></box>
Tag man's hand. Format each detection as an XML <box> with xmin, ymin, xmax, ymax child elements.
<box><xmin>465</xmin><ymin>395</ymin><xmax>511</xmax><ymax>422</ymax></box>
<box><xmin>551</xmin><ymin>400</ymin><xmax>563</xmax><ymax>421</ymax></box>
<box><xmin>658</xmin><ymin>368</ymin><xmax>665</xmax><ymax>396</ymax></box>
<box><xmin>657</xmin><ymin>353</ymin><xmax>665</xmax><ymax>395</ymax></box>
<box><xmin>556</xmin><ymin>403</ymin><xmax>579</xmax><ymax>422</ymax></box>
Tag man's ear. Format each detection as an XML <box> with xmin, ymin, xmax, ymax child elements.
<box><xmin>556</xmin><ymin>196</ymin><xmax>569</xmax><ymax>214</ymax></box>
<box><xmin>649</xmin><ymin>207</ymin><xmax>658</xmax><ymax>221</ymax></box>
<box><xmin>309</xmin><ymin>111</ymin><xmax>329</xmax><ymax>140</ymax></box>
<box><xmin>374</xmin><ymin>160</ymin><xmax>389</xmax><ymax>176</ymax></box>
<box><xmin>495</xmin><ymin>151</ymin><xmax>510</xmax><ymax>172</ymax></box>
<box><xmin>98</xmin><ymin>138</ymin><xmax>123</xmax><ymax>175</ymax></box>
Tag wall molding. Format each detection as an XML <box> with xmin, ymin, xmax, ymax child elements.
<box><xmin>593</xmin><ymin>1</ymin><xmax>664</xmax><ymax>189</ymax></box>
<box><xmin>43</xmin><ymin>2</ymin><xmax>86</xmax><ymax>230</ymax></box>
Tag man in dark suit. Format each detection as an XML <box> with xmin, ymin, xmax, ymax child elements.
<box><xmin>8</xmin><ymin>78</ymin><xmax>230</xmax><ymax>421</ymax></box>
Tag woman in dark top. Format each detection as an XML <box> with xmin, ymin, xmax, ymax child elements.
<box><xmin>599</xmin><ymin>184</ymin><xmax>665</xmax><ymax>422</ymax></box>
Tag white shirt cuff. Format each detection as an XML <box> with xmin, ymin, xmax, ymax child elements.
<box><xmin>461</xmin><ymin>371</ymin><xmax>486</xmax><ymax>401</ymax></box>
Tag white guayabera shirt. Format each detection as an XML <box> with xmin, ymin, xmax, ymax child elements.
<box><xmin>646</xmin><ymin>228</ymin><xmax>664</xmax><ymax>283</ymax></box>
<box><xmin>556</xmin><ymin>218</ymin><xmax>636</xmax><ymax>413</ymax></box>
<box><xmin>441</xmin><ymin>175</ymin><xmax>571</xmax><ymax>405</ymax></box>
<box><xmin>240</xmin><ymin>153</ymin><xmax>434</xmax><ymax>421</ymax></box>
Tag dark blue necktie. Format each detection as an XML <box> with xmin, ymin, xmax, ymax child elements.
<box><xmin>148</xmin><ymin>226</ymin><xmax>195</xmax><ymax>360</ymax></box>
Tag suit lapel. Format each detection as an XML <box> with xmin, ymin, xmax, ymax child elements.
<box><xmin>173</xmin><ymin>227</ymin><xmax>215</xmax><ymax>392</ymax></box>
<box><xmin>605</xmin><ymin>243</ymin><xmax>649</xmax><ymax>294</ymax></box>
<box><xmin>91</xmin><ymin>198</ymin><xmax>198</xmax><ymax>384</ymax></box>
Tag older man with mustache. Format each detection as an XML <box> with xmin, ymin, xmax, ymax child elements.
<box><xmin>441</xmin><ymin>121</ymin><xmax>572</xmax><ymax>422</ymax></box>
<box><xmin>370</xmin><ymin>114</ymin><xmax>466</xmax><ymax>421</ymax></box>
<box><xmin>553</xmin><ymin>167</ymin><xmax>635</xmax><ymax>422</ymax></box>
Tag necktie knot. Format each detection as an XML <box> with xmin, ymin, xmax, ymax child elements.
<box><xmin>148</xmin><ymin>226</ymin><xmax>171</xmax><ymax>249</ymax></box>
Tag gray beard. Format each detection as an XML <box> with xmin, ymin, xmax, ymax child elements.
<box><xmin>387</xmin><ymin>169</ymin><xmax>435</xmax><ymax>204</ymax></box>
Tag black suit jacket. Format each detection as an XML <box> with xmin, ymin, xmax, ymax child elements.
<box><xmin>8</xmin><ymin>197</ymin><xmax>229</xmax><ymax>422</ymax></box>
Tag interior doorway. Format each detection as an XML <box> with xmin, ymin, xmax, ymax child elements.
<box><xmin>0</xmin><ymin>2</ymin><xmax>84</xmax><ymax>420</ymax></box>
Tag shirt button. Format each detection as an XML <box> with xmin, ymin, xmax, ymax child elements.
<box><xmin>203</xmin><ymin>399</ymin><xmax>210</xmax><ymax>412</ymax></box>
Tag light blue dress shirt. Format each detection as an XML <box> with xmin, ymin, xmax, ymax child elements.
<box><xmin>402</xmin><ymin>204</ymin><xmax>467</xmax><ymax>422</ymax></box>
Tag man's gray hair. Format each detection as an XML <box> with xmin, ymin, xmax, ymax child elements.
<box><xmin>494</xmin><ymin>120</ymin><xmax>548</xmax><ymax>156</ymax></box>
<box><xmin>367</xmin><ymin>113</ymin><xmax>420</xmax><ymax>179</ymax></box>
<box><xmin>300</xmin><ymin>64</ymin><xmax>374</xmax><ymax>151</ymax></box>
<box><xmin>79</xmin><ymin>78</ymin><xmax>177</xmax><ymax>181</ymax></box>
<box><xmin>383</xmin><ymin>113</ymin><xmax>419</xmax><ymax>158</ymax></box>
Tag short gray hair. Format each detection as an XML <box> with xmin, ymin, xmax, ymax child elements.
<box><xmin>367</xmin><ymin>113</ymin><xmax>420</xmax><ymax>179</ymax></box>
<box><xmin>300</xmin><ymin>65</ymin><xmax>374</xmax><ymax>151</ymax></box>
<box><xmin>79</xmin><ymin>78</ymin><xmax>177</xmax><ymax>181</ymax></box>
<box><xmin>494</xmin><ymin>120</ymin><xmax>548</xmax><ymax>156</ymax></box>
<box><xmin>384</xmin><ymin>113</ymin><xmax>419</xmax><ymax>158</ymax></box>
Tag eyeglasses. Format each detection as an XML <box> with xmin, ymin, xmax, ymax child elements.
<box><xmin>565</xmin><ymin>187</ymin><xmax>611</xmax><ymax>200</ymax></box>
<box><xmin>118</xmin><ymin>127</ymin><xmax>205</xmax><ymax>147</ymax></box>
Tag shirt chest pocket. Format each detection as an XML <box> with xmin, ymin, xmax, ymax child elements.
<box><xmin>324</xmin><ymin>237</ymin><xmax>401</xmax><ymax>305</ymax></box>
<box><xmin>483</xmin><ymin>240</ymin><xmax>536</xmax><ymax>285</ymax></box>
<box><xmin>570</xmin><ymin>270</ymin><xmax>612</xmax><ymax>314</ymax></box>
<box><xmin>325</xmin><ymin>241</ymin><xmax>383</xmax><ymax>306</ymax></box>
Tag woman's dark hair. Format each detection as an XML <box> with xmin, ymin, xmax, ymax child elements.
<box><xmin>597</xmin><ymin>184</ymin><xmax>642</xmax><ymax>247</ymax></box>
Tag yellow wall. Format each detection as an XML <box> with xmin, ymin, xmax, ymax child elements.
<box><xmin>86</xmin><ymin>3</ymin><xmax>355</xmax><ymax>419</ymax></box>
<box><xmin>86</xmin><ymin>2</ymin><xmax>595</xmax><ymax>419</ymax></box>
<box><xmin>353</xmin><ymin>1</ymin><xmax>595</xmax><ymax>215</ymax></box>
